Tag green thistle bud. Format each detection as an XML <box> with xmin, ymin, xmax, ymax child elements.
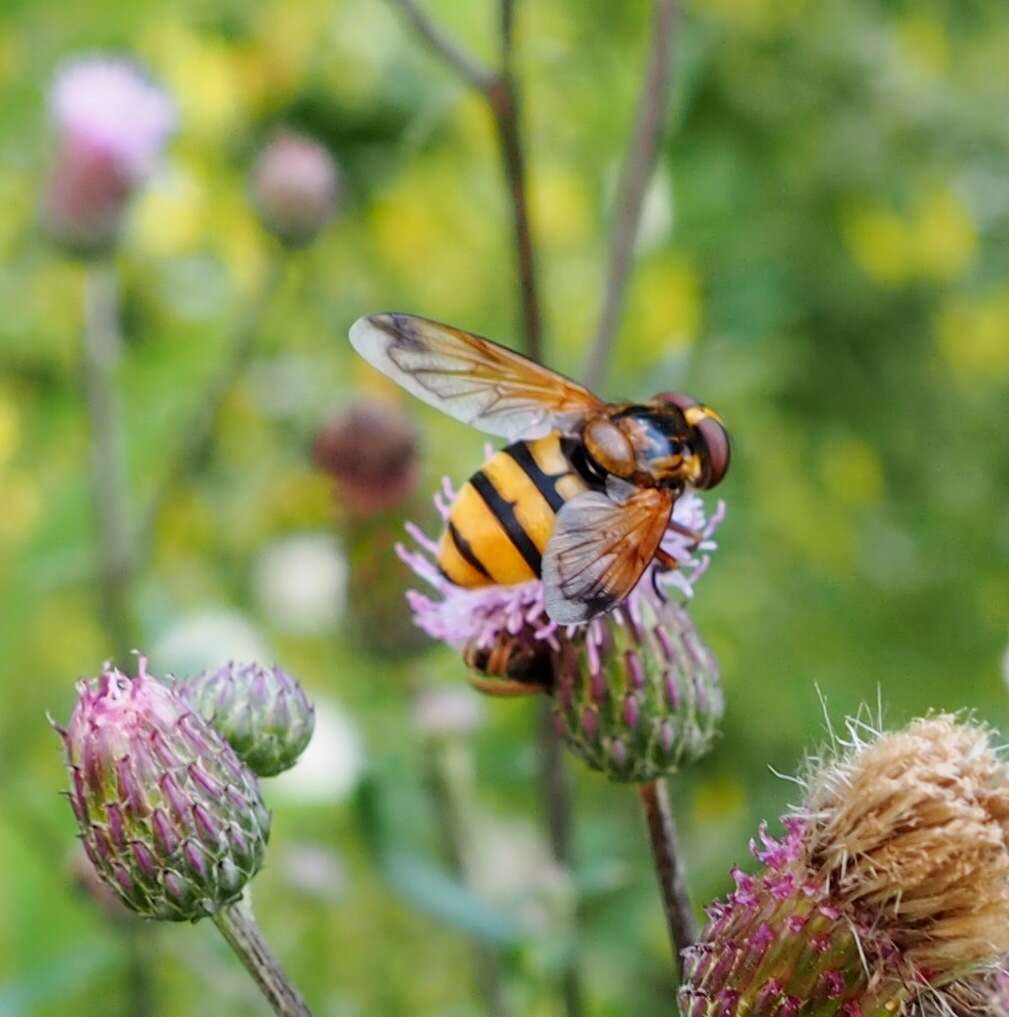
<box><xmin>681</xmin><ymin>716</ymin><xmax>1009</xmax><ymax>1017</ymax></box>
<box><xmin>177</xmin><ymin>662</ymin><xmax>314</xmax><ymax>778</ymax></box>
<box><xmin>55</xmin><ymin>660</ymin><xmax>270</xmax><ymax>922</ymax></box>
<box><xmin>551</xmin><ymin>598</ymin><xmax>722</xmax><ymax>783</ymax></box>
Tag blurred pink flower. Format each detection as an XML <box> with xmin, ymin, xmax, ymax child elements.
<box><xmin>42</xmin><ymin>57</ymin><xmax>175</xmax><ymax>255</ymax></box>
<box><xmin>49</xmin><ymin>57</ymin><xmax>176</xmax><ymax>181</ymax></box>
<box><xmin>251</xmin><ymin>130</ymin><xmax>341</xmax><ymax>248</ymax></box>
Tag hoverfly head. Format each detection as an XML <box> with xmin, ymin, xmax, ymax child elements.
<box><xmin>655</xmin><ymin>392</ymin><xmax>731</xmax><ymax>490</ymax></box>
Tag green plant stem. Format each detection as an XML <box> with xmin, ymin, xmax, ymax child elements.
<box><xmin>138</xmin><ymin>258</ymin><xmax>285</xmax><ymax>561</ymax></box>
<box><xmin>426</xmin><ymin>737</ymin><xmax>511</xmax><ymax>1017</ymax></box>
<box><xmin>82</xmin><ymin>264</ymin><xmax>135</xmax><ymax>667</ymax></box>
<box><xmin>583</xmin><ymin>0</ymin><xmax>680</xmax><ymax>390</ymax></box>
<box><xmin>125</xmin><ymin>927</ymin><xmax>155</xmax><ymax>1017</ymax></box>
<box><xmin>213</xmin><ymin>898</ymin><xmax>313</xmax><ymax>1017</ymax></box>
<box><xmin>639</xmin><ymin>778</ymin><xmax>695</xmax><ymax>973</ymax></box>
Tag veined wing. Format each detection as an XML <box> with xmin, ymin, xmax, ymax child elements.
<box><xmin>542</xmin><ymin>487</ymin><xmax>673</xmax><ymax>624</ymax></box>
<box><xmin>349</xmin><ymin>313</ymin><xmax>603</xmax><ymax>442</ymax></box>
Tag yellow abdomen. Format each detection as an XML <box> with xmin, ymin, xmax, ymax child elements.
<box><xmin>437</xmin><ymin>433</ymin><xmax>589</xmax><ymax>588</ymax></box>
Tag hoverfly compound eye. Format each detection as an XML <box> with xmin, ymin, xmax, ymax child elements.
<box><xmin>693</xmin><ymin>416</ymin><xmax>731</xmax><ymax>489</ymax></box>
<box><xmin>657</xmin><ymin>391</ymin><xmax>699</xmax><ymax>411</ymax></box>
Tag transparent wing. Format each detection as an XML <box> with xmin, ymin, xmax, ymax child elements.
<box><xmin>542</xmin><ymin>487</ymin><xmax>674</xmax><ymax>624</ymax></box>
<box><xmin>349</xmin><ymin>313</ymin><xmax>603</xmax><ymax>442</ymax></box>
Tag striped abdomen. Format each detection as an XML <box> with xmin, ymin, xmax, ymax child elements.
<box><xmin>437</xmin><ymin>433</ymin><xmax>591</xmax><ymax>588</ymax></box>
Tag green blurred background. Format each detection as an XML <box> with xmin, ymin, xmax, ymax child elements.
<box><xmin>3</xmin><ymin>0</ymin><xmax>1009</xmax><ymax>1014</ymax></box>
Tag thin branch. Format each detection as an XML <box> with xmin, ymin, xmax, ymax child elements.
<box><xmin>638</xmin><ymin>779</ymin><xmax>696</xmax><ymax>972</ymax></box>
<box><xmin>137</xmin><ymin>259</ymin><xmax>284</xmax><ymax>561</ymax></box>
<box><xmin>82</xmin><ymin>265</ymin><xmax>136</xmax><ymax>667</ymax></box>
<box><xmin>583</xmin><ymin>0</ymin><xmax>679</xmax><ymax>390</ymax></box>
<box><xmin>213</xmin><ymin>898</ymin><xmax>313</xmax><ymax>1017</ymax></box>
<box><xmin>387</xmin><ymin>0</ymin><xmax>495</xmax><ymax>92</ymax></box>
<box><xmin>386</xmin><ymin>0</ymin><xmax>544</xmax><ymax>363</ymax></box>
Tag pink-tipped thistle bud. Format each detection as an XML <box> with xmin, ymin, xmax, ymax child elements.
<box><xmin>313</xmin><ymin>400</ymin><xmax>420</xmax><ymax>518</ymax></box>
<box><xmin>42</xmin><ymin>57</ymin><xmax>175</xmax><ymax>257</ymax></box>
<box><xmin>680</xmin><ymin>715</ymin><xmax>1009</xmax><ymax>1017</ymax></box>
<box><xmin>177</xmin><ymin>662</ymin><xmax>315</xmax><ymax>778</ymax></box>
<box><xmin>551</xmin><ymin>599</ymin><xmax>722</xmax><ymax>783</ymax></box>
<box><xmin>250</xmin><ymin>130</ymin><xmax>341</xmax><ymax>248</ymax></box>
<box><xmin>55</xmin><ymin>660</ymin><xmax>270</xmax><ymax>922</ymax></box>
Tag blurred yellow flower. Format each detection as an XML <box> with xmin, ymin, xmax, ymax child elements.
<box><xmin>695</xmin><ymin>0</ymin><xmax>806</xmax><ymax>34</ymax></box>
<box><xmin>841</xmin><ymin>204</ymin><xmax>913</xmax><ymax>287</ymax></box>
<box><xmin>0</xmin><ymin>393</ymin><xmax>20</xmax><ymax>467</ymax></box>
<box><xmin>370</xmin><ymin>160</ymin><xmax>492</xmax><ymax>314</ymax></box>
<box><xmin>531</xmin><ymin>165</ymin><xmax>590</xmax><ymax>247</ymax></box>
<box><xmin>132</xmin><ymin>163</ymin><xmax>208</xmax><ymax>256</ymax></box>
<box><xmin>0</xmin><ymin>473</ymin><xmax>40</xmax><ymax>542</ymax></box>
<box><xmin>266</xmin><ymin>469</ymin><xmax>333</xmax><ymax>528</ymax></box>
<box><xmin>913</xmin><ymin>185</ymin><xmax>975</xmax><ymax>282</ymax></box>
<box><xmin>141</xmin><ymin>22</ymin><xmax>247</xmax><ymax>138</ymax></box>
<box><xmin>896</xmin><ymin>14</ymin><xmax>950</xmax><ymax>78</ymax></box>
<box><xmin>625</xmin><ymin>253</ymin><xmax>701</xmax><ymax>352</ymax></box>
<box><xmin>936</xmin><ymin>291</ymin><xmax>1009</xmax><ymax>384</ymax></box>
<box><xmin>156</xmin><ymin>489</ymin><xmax>216</xmax><ymax>557</ymax></box>
<box><xmin>818</xmin><ymin>434</ymin><xmax>884</xmax><ymax>510</ymax></box>
<box><xmin>843</xmin><ymin>185</ymin><xmax>974</xmax><ymax>287</ymax></box>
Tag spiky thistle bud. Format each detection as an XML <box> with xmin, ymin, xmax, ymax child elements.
<box><xmin>551</xmin><ymin>599</ymin><xmax>722</xmax><ymax>783</ymax></box>
<box><xmin>55</xmin><ymin>660</ymin><xmax>270</xmax><ymax>922</ymax></box>
<box><xmin>681</xmin><ymin>715</ymin><xmax>1009</xmax><ymax>1017</ymax></box>
<box><xmin>250</xmin><ymin>130</ymin><xmax>341</xmax><ymax>248</ymax></box>
<box><xmin>177</xmin><ymin>662</ymin><xmax>315</xmax><ymax>778</ymax></box>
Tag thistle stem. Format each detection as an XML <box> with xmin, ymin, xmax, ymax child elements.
<box><xmin>138</xmin><ymin>258</ymin><xmax>285</xmax><ymax>560</ymax></box>
<box><xmin>583</xmin><ymin>0</ymin><xmax>679</xmax><ymax>390</ymax></box>
<box><xmin>82</xmin><ymin>264</ymin><xmax>135</xmax><ymax>667</ymax></box>
<box><xmin>125</xmin><ymin>926</ymin><xmax>155</xmax><ymax>1017</ymax></box>
<box><xmin>538</xmin><ymin>703</ymin><xmax>584</xmax><ymax>1017</ymax></box>
<box><xmin>638</xmin><ymin>778</ymin><xmax>695</xmax><ymax>971</ymax></box>
<box><xmin>425</xmin><ymin>738</ymin><xmax>511</xmax><ymax>1017</ymax></box>
<box><xmin>213</xmin><ymin>898</ymin><xmax>313</xmax><ymax>1017</ymax></box>
<box><xmin>385</xmin><ymin>0</ymin><xmax>543</xmax><ymax>362</ymax></box>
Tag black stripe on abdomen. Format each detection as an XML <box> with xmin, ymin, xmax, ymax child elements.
<box><xmin>469</xmin><ymin>470</ymin><xmax>543</xmax><ymax>575</ymax></box>
<box><xmin>448</xmin><ymin>521</ymin><xmax>492</xmax><ymax>579</ymax></box>
<box><xmin>504</xmin><ymin>442</ymin><xmax>567</xmax><ymax>513</ymax></box>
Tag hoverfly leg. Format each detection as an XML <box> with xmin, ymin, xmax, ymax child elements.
<box><xmin>654</xmin><ymin>547</ymin><xmax>680</xmax><ymax>572</ymax></box>
<box><xmin>664</xmin><ymin>519</ymin><xmax>703</xmax><ymax>547</ymax></box>
<box><xmin>651</xmin><ymin>565</ymin><xmax>668</xmax><ymax>603</ymax></box>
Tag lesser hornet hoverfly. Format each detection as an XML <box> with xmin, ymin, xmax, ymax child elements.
<box><xmin>349</xmin><ymin>313</ymin><xmax>730</xmax><ymax>626</ymax></box>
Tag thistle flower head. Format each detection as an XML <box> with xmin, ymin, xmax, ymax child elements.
<box><xmin>42</xmin><ymin>57</ymin><xmax>175</xmax><ymax>256</ymax></box>
<box><xmin>177</xmin><ymin>662</ymin><xmax>315</xmax><ymax>778</ymax></box>
<box><xmin>313</xmin><ymin>399</ymin><xmax>419</xmax><ymax>517</ymax></box>
<box><xmin>250</xmin><ymin>129</ymin><xmax>341</xmax><ymax>248</ymax></box>
<box><xmin>55</xmin><ymin>659</ymin><xmax>270</xmax><ymax>922</ymax></box>
<box><xmin>398</xmin><ymin>473</ymin><xmax>724</xmax><ymax>660</ymax></box>
<box><xmin>681</xmin><ymin>714</ymin><xmax>1009</xmax><ymax>1017</ymax></box>
<box><xmin>49</xmin><ymin>58</ymin><xmax>177</xmax><ymax>180</ymax></box>
<box><xmin>551</xmin><ymin>598</ymin><xmax>723</xmax><ymax>781</ymax></box>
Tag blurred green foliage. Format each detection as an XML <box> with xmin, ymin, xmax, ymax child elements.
<box><xmin>2</xmin><ymin>0</ymin><xmax>1009</xmax><ymax>1014</ymax></box>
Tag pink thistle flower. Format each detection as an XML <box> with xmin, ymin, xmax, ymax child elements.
<box><xmin>682</xmin><ymin>715</ymin><xmax>1009</xmax><ymax>1017</ymax></box>
<box><xmin>42</xmin><ymin>57</ymin><xmax>176</xmax><ymax>256</ymax></box>
<box><xmin>49</xmin><ymin>58</ymin><xmax>176</xmax><ymax>181</ymax></box>
<box><xmin>397</xmin><ymin>475</ymin><xmax>725</xmax><ymax>656</ymax></box>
